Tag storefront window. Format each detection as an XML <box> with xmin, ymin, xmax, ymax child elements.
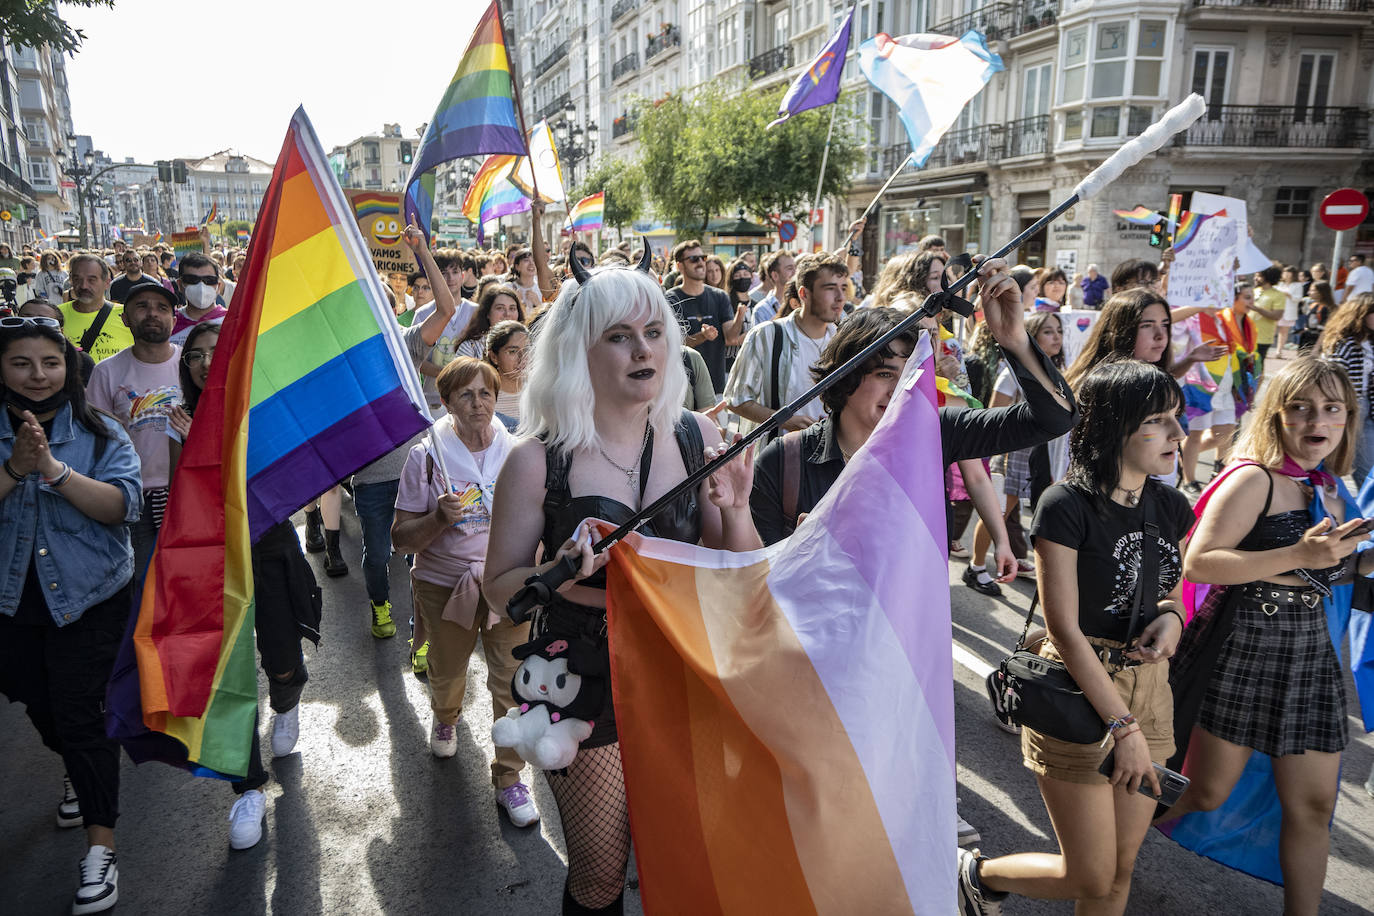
<box><xmin>964</xmin><ymin>197</ymin><xmax>983</xmax><ymax>253</ymax></box>
<box><xmin>883</xmin><ymin>206</ymin><xmax>940</xmax><ymax>258</ymax></box>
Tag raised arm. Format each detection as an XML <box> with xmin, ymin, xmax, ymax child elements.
<box><xmin>529</xmin><ymin>200</ymin><xmax>558</xmax><ymax>300</ymax></box>
<box><xmin>403</xmin><ymin>224</ymin><xmax>458</xmax><ymax>347</ymax></box>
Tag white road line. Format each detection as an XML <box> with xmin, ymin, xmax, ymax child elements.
<box><xmin>953</xmin><ymin>643</ymin><xmax>995</xmax><ymax>679</ymax></box>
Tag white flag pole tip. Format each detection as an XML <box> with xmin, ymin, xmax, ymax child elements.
<box><xmin>1072</xmin><ymin>94</ymin><xmax>1207</xmax><ymax>202</ymax></box>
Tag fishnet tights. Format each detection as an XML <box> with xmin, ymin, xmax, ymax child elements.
<box><xmin>544</xmin><ymin>742</ymin><xmax>630</xmax><ymax>912</ymax></box>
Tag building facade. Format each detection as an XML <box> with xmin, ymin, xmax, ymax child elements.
<box><xmin>13</xmin><ymin>41</ymin><xmax>72</xmax><ymax>242</ymax></box>
<box><xmin>0</xmin><ymin>41</ymin><xmax>40</xmax><ymax>250</ymax></box>
<box><xmin>330</xmin><ymin>123</ymin><xmax>419</xmax><ymax>192</ymax></box>
<box><xmin>165</xmin><ymin>150</ymin><xmax>273</xmax><ymax>231</ymax></box>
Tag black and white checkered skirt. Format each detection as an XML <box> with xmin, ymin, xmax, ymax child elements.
<box><xmin>1197</xmin><ymin>583</ymin><xmax>1348</xmax><ymax>756</ymax></box>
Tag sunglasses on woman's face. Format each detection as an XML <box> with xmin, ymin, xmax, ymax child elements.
<box><xmin>0</xmin><ymin>315</ymin><xmax>61</xmax><ymax>329</ymax></box>
<box><xmin>181</xmin><ymin>274</ymin><xmax>218</xmax><ymax>287</ymax></box>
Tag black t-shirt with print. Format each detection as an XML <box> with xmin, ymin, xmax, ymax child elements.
<box><xmin>666</xmin><ymin>285</ymin><xmax>734</xmax><ymax>392</ymax></box>
<box><xmin>1030</xmin><ymin>481</ymin><xmax>1194</xmax><ymax>642</ymax></box>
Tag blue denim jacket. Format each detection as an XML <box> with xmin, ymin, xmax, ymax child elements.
<box><xmin>1</xmin><ymin>403</ymin><xmax>142</xmax><ymax>625</ymax></box>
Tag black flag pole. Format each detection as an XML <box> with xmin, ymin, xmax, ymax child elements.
<box><xmin>505</xmin><ymin>93</ymin><xmax>1209</xmax><ymax>622</ymax></box>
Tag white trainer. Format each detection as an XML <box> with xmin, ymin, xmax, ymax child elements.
<box><xmin>71</xmin><ymin>845</ymin><xmax>118</xmax><ymax>914</ymax></box>
<box><xmin>431</xmin><ymin>720</ymin><xmax>458</xmax><ymax>758</ymax></box>
<box><xmin>228</xmin><ymin>789</ymin><xmax>267</xmax><ymax>850</ymax></box>
<box><xmin>270</xmin><ymin>706</ymin><xmax>299</xmax><ymax>758</ymax></box>
<box><xmin>497</xmin><ymin>782</ymin><xmax>540</xmax><ymax>827</ymax></box>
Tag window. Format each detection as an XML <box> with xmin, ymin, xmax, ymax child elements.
<box><xmin>1022</xmin><ymin>63</ymin><xmax>1052</xmax><ymax>118</ymax></box>
<box><xmin>1190</xmin><ymin>48</ymin><xmax>1230</xmax><ymax>115</ymax></box>
<box><xmin>28</xmin><ymin>158</ymin><xmax>51</xmax><ymax>183</ymax></box>
<box><xmin>1061</xmin><ymin>18</ymin><xmax>1168</xmax><ymax>142</ymax></box>
<box><xmin>1274</xmin><ymin>187</ymin><xmax>1312</xmax><ymax>217</ymax></box>
<box><xmin>1091</xmin><ymin>21</ymin><xmax>1128</xmax><ymax>98</ymax></box>
<box><xmin>1061</xmin><ymin>27</ymin><xmax>1087</xmax><ymax>101</ymax></box>
<box><xmin>1294</xmin><ymin>52</ymin><xmax>1335</xmax><ymax>122</ymax></box>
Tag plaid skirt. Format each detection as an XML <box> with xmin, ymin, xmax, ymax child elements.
<box><xmin>1197</xmin><ymin>583</ymin><xmax>1348</xmax><ymax>756</ymax></box>
<box><xmin>991</xmin><ymin>447</ymin><xmax>1032</xmax><ymax>498</ymax></box>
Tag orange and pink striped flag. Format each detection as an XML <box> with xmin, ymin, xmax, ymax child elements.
<box><xmin>605</xmin><ymin>337</ymin><xmax>955</xmax><ymax>914</ymax></box>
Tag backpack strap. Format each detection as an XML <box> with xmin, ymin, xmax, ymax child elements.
<box><xmin>769</xmin><ymin>320</ymin><xmax>786</xmax><ymax>410</ymax></box>
<box><xmin>1125</xmin><ymin>487</ymin><xmax>1161</xmax><ymax>647</ymax></box>
<box><xmin>78</xmin><ymin>302</ymin><xmax>112</xmax><ymax>354</ymax></box>
<box><xmin>781</xmin><ymin>430</ymin><xmax>803</xmax><ymax>530</ymax></box>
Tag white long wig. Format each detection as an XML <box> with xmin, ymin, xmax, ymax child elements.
<box><xmin>518</xmin><ymin>265</ymin><xmax>688</xmax><ymax>453</ymax></box>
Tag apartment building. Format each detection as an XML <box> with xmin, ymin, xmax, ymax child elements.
<box><xmin>13</xmin><ymin>41</ymin><xmax>72</xmax><ymax>241</ymax></box>
<box><xmin>0</xmin><ymin>41</ymin><xmax>39</xmax><ymax>250</ymax></box>
<box><xmin>330</xmin><ymin>123</ymin><xmax>421</xmax><ymax>192</ymax></box>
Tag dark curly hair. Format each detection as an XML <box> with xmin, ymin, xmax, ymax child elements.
<box><xmin>1065</xmin><ymin>358</ymin><xmax>1180</xmax><ymax>510</ymax></box>
<box><xmin>810</xmin><ymin>307</ymin><xmax>920</xmax><ymax>417</ymax></box>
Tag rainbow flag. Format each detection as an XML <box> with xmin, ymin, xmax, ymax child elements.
<box><xmin>152</xmin><ymin>231</ymin><xmax>163</xmax><ymax>243</ymax></box>
<box><xmin>200</xmin><ymin>200</ymin><xmax>218</xmax><ymax>226</ymax></box>
<box><xmin>170</xmin><ymin>230</ymin><xmax>204</xmax><ymax>260</ymax></box>
<box><xmin>604</xmin><ymin>337</ymin><xmax>955</xmax><ymax>913</ymax></box>
<box><xmin>236</xmin><ymin>229</ymin><xmax>250</xmax><ymax>240</ymax></box>
<box><xmin>1173</xmin><ymin>211</ymin><xmax>1206</xmax><ymax>249</ymax></box>
<box><xmin>107</xmin><ymin>107</ymin><xmax>431</xmax><ymax>778</ymax></box>
<box><xmin>351</xmin><ymin>194</ymin><xmax>400</xmax><ymax>221</ymax></box>
<box><xmin>1113</xmin><ymin>205</ymin><xmax>1164</xmax><ymax>226</ymax></box>
<box><xmin>566</xmin><ymin>192</ymin><xmax>604</xmax><ymax>231</ymax></box>
<box><xmin>403</xmin><ymin>0</ymin><xmax>529</xmax><ymax>239</ymax></box>
<box><xmin>461</xmin><ymin>154</ymin><xmax>530</xmax><ymax>234</ymax></box>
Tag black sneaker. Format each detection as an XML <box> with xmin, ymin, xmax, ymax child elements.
<box><xmin>962</xmin><ymin>566</ymin><xmax>1002</xmax><ymax>597</ymax></box>
<box><xmin>1181</xmin><ymin>480</ymin><xmax>1203</xmax><ymax>496</ymax></box>
<box><xmin>72</xmin><ymin>845</ymin><xmax>118</xmax><ymax>915</ymax></box>
<box><xmin>957</xmin><ymin>847</ymin><xmax>1007</xmax><ymax>916</ymax></box>
<box><xmin>57</xmin><ymin>773</ymin><xmax>81</xmax><ymax>828</ymax></box>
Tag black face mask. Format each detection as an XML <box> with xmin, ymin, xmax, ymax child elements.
<box><xmin>730</xmin><ymin>277</ymin><xmax>752</xmax><ymax>294</ymax></box>
<box><xmin>4</xmin><ymin>387</ymin><xmax>70</xmax><ymax>415</ymax></box>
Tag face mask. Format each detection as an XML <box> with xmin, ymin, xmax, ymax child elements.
<box><xmin>185</xmin><ymin>283</ymin><xmax>217</xmax><ymax>309</ymax></box>
<box><xmin>4</xmin><ymin>387</ymin><xmax>69</xmax><ymax>415</ymax></box>
<box><xmin>730</xmin><ymin>277</ymin><xmax>752</xmax><ymax>294</ymax></box>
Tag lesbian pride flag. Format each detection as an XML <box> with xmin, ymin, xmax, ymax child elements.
<box><xmin>109</xmin><ymin>107</ymin><xmax>430</xmax><ymax>777</ymax></box>
<box><xmin>604</xmin><ymin>337</ymin><xmax>955</xmax><ymax>913</ymax></box>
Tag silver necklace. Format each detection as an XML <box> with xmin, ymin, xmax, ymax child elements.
<box><xmin>1115</xmin><ymin>481</ymin><xmax>1145</xmax><ymax>507</ymax></box>
<box><xmin>598</xmin><ymin>421</ymin><xmax>651</xmax><ymax>491</ymax></box>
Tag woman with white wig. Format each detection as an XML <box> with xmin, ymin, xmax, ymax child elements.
<box><xmin>485</xmin><ymin>247</ymin><xmax>761</xmax><ymax>915</ymax></box>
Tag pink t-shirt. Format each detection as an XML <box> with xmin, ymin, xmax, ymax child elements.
<box><xmin>86</xmin><ymin>346</ymin><xmax>183</xmax><ymax>489</ymax></box>
<box><xmin>395</xmin><ymin>441</ymin><xmax>493</xmax><ymax>589</ymax></box>
<box><xmin>170</xmin><ymin>306</ymin><xmax>228</xmax><ymax>346</ymax></box>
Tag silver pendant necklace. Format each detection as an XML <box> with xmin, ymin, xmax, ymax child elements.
<box><xmin>598</xmin><ymin>421</ymin><xmax>651</xmax><ymax>492</ymax></box>
<box><xmin>1115</xmin><ymin>481</ymin><xmax>1145</xmax><ymax>507</ymax></box>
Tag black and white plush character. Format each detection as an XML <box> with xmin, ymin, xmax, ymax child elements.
<box><xmin>491</xmin><ymin>634</ymin><xmax>608</xmax><ymax>770</ymax></box>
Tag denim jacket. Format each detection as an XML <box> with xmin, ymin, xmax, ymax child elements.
<box><xmin>1</xmin><ymin>403</ymin><xmax>142</xmax><ymax>625</ymax></box>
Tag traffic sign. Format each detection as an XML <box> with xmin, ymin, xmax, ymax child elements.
<box><xmin>0</xmin><ymin>210</ymin><xmax>10</xmax><ymax>222</ymax></box>
<box><xmin>1319</xmin><ymin>188</ymin><xmax>1369</xmax><ymax>232</ymax></box>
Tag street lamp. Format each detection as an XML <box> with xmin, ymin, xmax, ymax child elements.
<box><xmin>551</xmin><ymin>108</ymin><xmax>597</xmax><ymax>187</ymax></box>
<box><xmin>54</xmin><ymin>135</ymin><xmax>122</xmax><ymax>249</ymax></box>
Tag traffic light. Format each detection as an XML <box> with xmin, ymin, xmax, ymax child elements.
<box><xmin>157</xmin><ymin>160</ymin><xmax>172</xmax><ymax>182</ymax></box>
<box><xmin>400</xmin><ymin>141</ymin><xmax>413</xmax><ymax>164</ymax></box>
<box><xmin>172</xmin><ymin>160</ymin><xmax>187</xmax><ymax>183</ymax></box>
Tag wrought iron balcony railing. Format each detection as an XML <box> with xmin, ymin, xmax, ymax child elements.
<box><xmin>1191</xmin><ymin>0</ymin><xmax>1369</xmax><ymax>11</ymax></box>
<box><xmin>748</xmin><ymin>45</ymin><xmax>793</xmax><ymax>80</ymax></box>
<box><xmin>535</xmin><ymin>40</ymin><xmax>569</xmax><ymax>78</ymax></box>
<box><xmin>612</xmin><ymin>52</ymin><xmax>640</xmax><ymax>81</ymax></box>
<box><xmin>927</xmin><ymin>1</ymin><xmax>1060</xmax><ymax>42</ymax></box>
<box><xmin>1177</xmin><ymin>105</ymin><xmax>1369</xmax><ymax>149</ymax></box>
<box><xmin>992</xmin><ymin>114</ymin><xmax>1050</xmax><ymax>159</ymax></box>
<box><xmin>646</xmin><ymin>25</ymin><xmax>682</xmax><ymax>61</ymax></box>
<box><xmin>611</xmin><ymin>0</ymin><xmax>639</xmax><ymax>23</ymax></box>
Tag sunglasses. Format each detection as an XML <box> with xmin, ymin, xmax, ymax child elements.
<box><xmin>0</xmin><ymin>315</ymin><xmax>61</xmax><ymax>329</ymax></box>
<box><xmin>682</xmin><ymin>254</ymin><xmax>706</xmax><ymax>264</ymax></box>
<box><xmin>181</xmin><ymin>274</ymin><xmax>218</xmax><ymax>286</ymax></box>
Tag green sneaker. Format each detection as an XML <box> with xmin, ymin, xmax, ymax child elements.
<box><xmin>410</xmin><ymin>639</ymin><xmax>429</xmax><ymax>675</ymax></box>
<box><xmin>370</xmin><ymin>601</ymin><xmax>396</xmax><ymax>638</ymax></box>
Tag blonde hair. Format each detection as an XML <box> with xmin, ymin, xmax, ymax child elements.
<box><xmin>518</xmin><ymin>266</ymin><xmax>687</xmax><ymax>453</ymax></box>
<box><xmin>1231</xmin><ymin>355</ymin><xmax>1359</xmax><ymax>477</ymax></box>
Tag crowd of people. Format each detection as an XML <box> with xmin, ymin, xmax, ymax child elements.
<box><xmin>2</xmin><ymin>220</ymin><xmax>1372</xmax><ymax>916</ymax></box>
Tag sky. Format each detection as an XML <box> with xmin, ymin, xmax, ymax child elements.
<box><xmin>63</xmin><ymin>0</ymin><xmax>486</xmax><ymax>164</ymax></box>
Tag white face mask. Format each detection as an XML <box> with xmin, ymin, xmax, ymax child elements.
<box><xmin>185</xmin><ymin>283</ymin><xmax>217</xmax><ymax>309</ymax></box>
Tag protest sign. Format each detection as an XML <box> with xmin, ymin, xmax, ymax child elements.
<box><xmin>344</xmin><ymin>190</ymin><xmax>416</xmax><ymax>280</ymax></box>
<box><xmin>1188</xmin><ymin>192</ymin><xmax>1270</xmax><ymax>273</ymax></box>
<box><xmin>1170</xmin><ymin>215</ymin><xmax>1239</xmax><ymax>313</ymax></box>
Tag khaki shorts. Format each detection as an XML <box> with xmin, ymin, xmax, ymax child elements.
<box><xmin>1021</xmin><ymin>638</ymin><xmax>1175</xmax><ymax>785</ymax></box>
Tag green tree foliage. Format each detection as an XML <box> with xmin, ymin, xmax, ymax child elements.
<box><xmin>0</xmin><ymin>1</ymin><xmax>114</xmax><ymax>55</ymax></box>
<box><xmin>632</xmin><ymin>82</ymin><xmax>861</xmax><ymax>235</ymax></box>
<box><xmin>571</xmin><ymin>155</ymin><xmax>644</xmax><ymax>230</ymax></box>
<box><xmin>220</xmin><ymin>219</ymin><xmax>252</xmax><ymax>242</ymax></box>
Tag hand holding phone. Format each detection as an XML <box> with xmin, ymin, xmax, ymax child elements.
<box><xmin>1098</xmin><ymin>751</ymin><xmax>1190</xmax><ymax>807</ymax></box>
<box><xmin>1341</xmin><ymin>519</ymin><xmax>1374</xmax><ymax>541</ymax></box>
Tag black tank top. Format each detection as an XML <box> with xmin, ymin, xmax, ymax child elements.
<box><xmin>1237</xmin><ymin>470</ymin><xmax>1348</xmax><ymax>587</ymax></box>
<box><xmin>540</xmin><ymin>410</ymin><xmax>705</xmax><ymax>588</ymax></box>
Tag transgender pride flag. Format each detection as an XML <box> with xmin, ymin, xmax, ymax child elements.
<box><xmin>605</xmin><ymin>337</ymin><xmax>954</xmax><ymax>914</ymax></box>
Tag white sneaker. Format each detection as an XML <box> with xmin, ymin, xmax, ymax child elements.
<box><xmin>72</xmin><ymin>845</ymin><xmax>118</xmax><ymax>914</ymax></box>
<box><xmin>228</xmin><ymin>789</ymin><xmax>266</xmax><ymax>850</ymax></box>
<box><xmin>431</xmin><ymin>720</ymin><xmax>458</xmax><ymax>758</ymax></box>
<box><xmin>57</xmin><ymin>773</ymin><xmax>82</xmax><ymax>828</ymax></box>
<box><xmin>496</xmin><ymin>782</ymin><xmax>540</xmax><ymax>827</ymax></box>
<box><xmin>270</xmin><ymin>706</ymin><xmax>299</xmax><ymax>758</ymax></box>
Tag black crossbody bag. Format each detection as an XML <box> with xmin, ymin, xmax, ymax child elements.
<box><xmin>985</xmin><ymin>490</ymin><xmax>1160</xmax><ymax>745</ymax></box>
<box><xmin>78</xmin><ymin>302</ymin><xmax>113</xmax><ymax>354</ymax></box>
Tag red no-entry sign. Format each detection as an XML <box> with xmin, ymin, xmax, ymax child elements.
<box><xmin>1320</xmin><ymin>188</ymin><xmax>1369</xmax><ymax>232</ymax></box>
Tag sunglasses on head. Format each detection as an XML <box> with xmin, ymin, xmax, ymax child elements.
<box><xmin>682</xmin><ymin>254</ymin><xmax>706</xmax><ymax>264</ymax></box>
<box><xmin>181</xmin><ymin>274</ymin><xmax>218</xmax><ymax>286</ymax></box>
<box><xmin>0</xmin><ymin>315</ymin><xmax>61</xmax><ymax>329</ymax></box>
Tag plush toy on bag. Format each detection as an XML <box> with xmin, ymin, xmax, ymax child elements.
<box><xmin>491</xmin><ymin>633</ymin><xmax>608</xmax><ymax>770</ymax></box>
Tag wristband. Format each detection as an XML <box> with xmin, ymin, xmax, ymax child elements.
<box><xmin>43</xmin><ymin>462</ymin><xmax>71</xmax><ymax>488</ymax></box>
<box><xmin>1100</xmin><ymin>713</ymin><xmax>1138</xmax><ymax>747</ymax></box>
<box><xmin>1158</xmin><ymin>607</ymin><xmax>1185</xmax><ymax>628</ymax></box>
<box><xmin>3</xmin><ymin>459</ymin><xmax>24</xmax><ymax>482</ymax></box>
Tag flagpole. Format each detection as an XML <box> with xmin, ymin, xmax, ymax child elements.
<box><xmin>838</xmin><ymin>154</ymin><xmax>911</xmax><ymax>251</ymax></box>
<box><xmin>809</xmin><ymin>105</ymin><xmax>837</xmax><ymax>251</ymax></box>
<box><xmin>497</xmin><ymin>2</ymin><xmax>539</xmax><ymax>203</ymax></box>
<box><xmin>505</xmin><ymin>93</ymin><xmax>1209</xmax><ymax>622</ymax></box>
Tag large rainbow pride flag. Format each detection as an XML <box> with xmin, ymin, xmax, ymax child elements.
<box><xmin>403</xmin><ymin>0</ymin><xmax>529</xmax><ymax>239</ymax></box>
<box><xmin>107</xmin><ymin>107</ymin><xmax>430</xmax><ymax>777</ymax></box>
<box><xmin>566</xmin><ymin>192</ymin><xmax>604</xmax><ymax>231</ymax></box>
<box><xmin>604</xmin><ymin>337</ymin><xmax>955</xmax><ymax>913</ymax></box>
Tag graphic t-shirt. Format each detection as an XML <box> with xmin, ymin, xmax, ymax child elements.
<box><xmin>58</xmin><ymin>301</ymin><xmax>134</xmax><ymax>362</ymax></box>
<box><xmin>666</xmin><ymin>285</ymin><xmax>734</xmax><ymax>392</ymax></box>
<box><xmin>86</xmin><ymin>346</ymin><xmax>183</xmax><ymax>489</ymax></box>
<box><xmin>1030</xmin><ymin>482</ymin><xmax>1194</xmax><ymax>641</ymax></box>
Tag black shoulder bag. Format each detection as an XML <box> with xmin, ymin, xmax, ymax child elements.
<box><xmin>985</xmin><ymin>490</ymin><xmax>1160</xmax><ymax>745</ymax></box>
<box><xmin>78</xmin><ymin>302</ymin><xmax>113</xmax><ymax>354</ymax></box>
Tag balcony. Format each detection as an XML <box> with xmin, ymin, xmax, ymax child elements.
<box><xmin>748</xmin><ymin>46</ymin><xmax>793</xmax><ymax>80</ymax></box>
<box><xmin>992</xmin><ymin>114</ymin><xmax>1050</xmax><ymax>159</ymax></box>
<box><xmin>1176</xmin><ymin>106</ymin><xmax>1370</xmax><ymax>150</ymax></box>
<box><xmin>1191</xmin><ymin>0</ymin><xmax>1368</xmax><ymax>10</ymax></box>
<box><xmin>611</xmin><ymin>0</ymin><xmax>638</xmax><ymax>23</ymax></box>
<box><xmin>646</xmin><ymin>25</ymin><xmax>682</xmax><ymax>61</ymax></box>
<box><xmin>538</xmin><ymin>91</ymin><xmax>572</xmax><ymax>124</ymax></box>
<box><xmin>612</xmin><ymin>112</ymin><xmax>636</xmax><ymax>140</ymax></box>
<box><xmin>612</xmin><ymin>52</ymin><xmax>640</xmax><ymax>82</ymax></box>
<box><xmin>881</xmin><ymin>123</ymin><xmax>993</xmax><ymax>173</ymax></box>
<box><xmin>928</xmin><ymin>1</ymin><xmax>1059</xmax><ymax>43</ymax></box>
<box><xmin>535</xmin><ymin>40</ymin><xmax>569</xmax><ymax>78</ymax></box>
<box><xmin>0</xmin><ymin>161</ymin><xmax>37</xmax><ymax>202</ymax></box>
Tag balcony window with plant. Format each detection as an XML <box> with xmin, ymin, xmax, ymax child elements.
<box><xmin>1058</xmin><ymin>17</ymin><xmax>1168</xmax><ymax>143</ymax></box>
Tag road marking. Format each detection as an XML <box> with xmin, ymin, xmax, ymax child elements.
<box><xmin>953</xmin><ymin>643</ymin><xmax>995</xmax><ymax>679</ymax></box>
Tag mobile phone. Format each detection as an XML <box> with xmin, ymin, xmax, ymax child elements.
<box><xmin>1341</xmin><ymin>519</ymin><xmax>1374</xmax><ymax>541</ymax></box>
<box><xmin>1098</xmin><ymin>751</ymin><xmax>1190</xmax><ymax>807</ymax></box>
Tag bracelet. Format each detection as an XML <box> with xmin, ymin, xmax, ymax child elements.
<box><xmin>848</xmin><ymin>245</ymin><xmax>862</xmax><ymax>257</ymax></box>
<box><xmin>2</xmin><ymin>459</ymin><xmax>24</xmax><ymax>482</ymax></box>
<box><xmin>43</xmin><ymin>462</ymin><xmax>72</xmax><ymax>488</ymax></box>
<box><xmin>1112</xmin><ymin>724</ymin><xmax>1142</xmax><ymax>743</ymax></box>
<box><xmin>1100</xmin><ymin>713</ymin><xmax>1138</xmax><ymax>747</ymax></box>
<box><xmin>1158</xmin><ymin>607</ymin><xmax>1185</xmax><ymax>628</ymax></box>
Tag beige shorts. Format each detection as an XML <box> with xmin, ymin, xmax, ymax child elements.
<box><xmin>1021</xmin><ymin>638</ymin><xmax>1175</xmax><ymax>785</ymax></box>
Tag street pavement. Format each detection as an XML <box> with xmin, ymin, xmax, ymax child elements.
<box><xmin>3</xmin><ymin>503</ymin><xmax>1372</xmax><ymax>915</ymax></box>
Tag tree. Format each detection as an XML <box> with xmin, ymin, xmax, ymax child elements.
<box><xmin>220</xmin><ymin>219</ymin><xmax>252</xmax><ymax>243</ymax></box>
<box><xmin>570</xmin><ymin>155</ymin><xmax>644</xmax><ymax>230</ymax></box>
<box><xmin>0</xmin><ymin>1</ymin><xmax>115</xmax><ymax>55</ymax></box>
<box><xmin>632</xmin><ymin>82</ymin><xmax>862</xmax><ymax>236</ymax></box>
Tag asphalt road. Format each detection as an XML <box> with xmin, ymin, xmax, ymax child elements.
<box><xmin>3</xmin><ymin>504</ymin><xmax>1372</xmax><ymax>915</ymax></box>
